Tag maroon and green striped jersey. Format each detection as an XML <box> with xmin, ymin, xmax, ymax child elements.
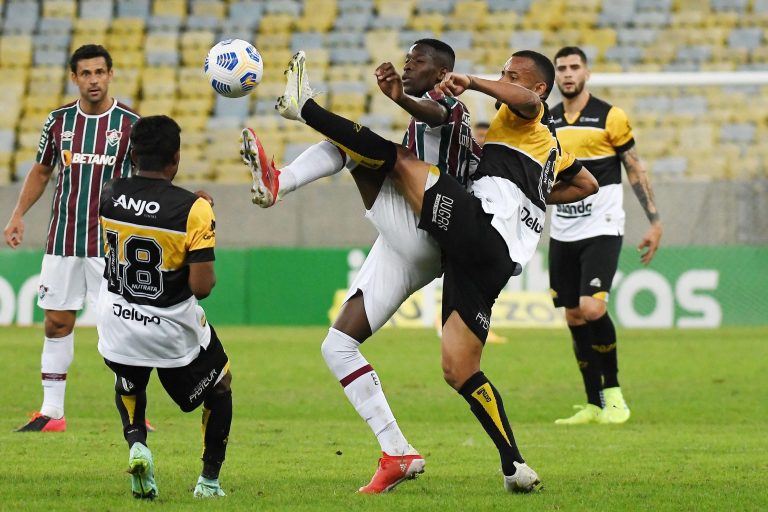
<box><xmin>402</xmin><ymin>89</ymin><xmax>482</xmax><ymax>188</ymax></box>
<box><xmin>36</xmin><ymin>99</ymin><xmax>139</xmax><ymax>257</ymax></box>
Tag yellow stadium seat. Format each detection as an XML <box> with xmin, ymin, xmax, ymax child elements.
<box><xmin>137</xmin><ymin>98</ymin><xmax>176</xmax><ymax>117</ymax></box>
<box><xmin>141</xmin><ymin>68</ymin><xmax>177</xmax><ymax>98</ymax></box>
<box><xmin>23</xmin><ymin>94</ymin><xmax>62</xmax><ymax>117</ymax></box>
<box><xmin>153</xmin><ymin>0</ymin><xmax>187</xmax><ymax>18</ymax></box>
<box><xmin>28</xmin><ymin>66</ymin><xmax>66</xmax><ymax>96</ymax></box>
<box><xmin>174</xmin><ymin>97</ymin><xmax>213</xmax><ymax>116</ymax></box>
<box><xmin>111</xmin><ymin>50</ymin><xmax>144</xmax><ymax>69</ymax></box>
<box><xmin>376</xmin><ymin>0</ymin><xmax>415</xmax><ymax>17</ymax></box>
<box><xmin>255</xmin><ymin>33</ymin><xmax>292</xmax><ymax>51</ymax></box>
<box><xmin>74</xmin><ymin>18</ymin><xmax>109</xmax><ymax>35</ymax></box>
<box><xmin>483</xmin><ymin>11</ymin><xmax>518</xmax><ymax>31</ymax></box>
<box><xmin>173</xmin><ymin>114</ymin><xmax>209</xmax><ymax>132</ymax></box>
<box><xmin>43</xmin><ymin>0</ymin><xmax>76</xmax><ymax>18</ymax></box>
<box><xmin>1</xmin><ymin>35</ymin><xmax>33</xmax><ymax>68</ymax></box>
<box><xmin>177</xmin><ymin>67</ymin><xmax>214</xmax><ymax>99</ymax></box>
<box><xmin>110</xmin><ymin>69</ymin><xmax>141</xmax><ymax>99</ymax></box>
<box><xmin>18</xmin><ymin>130</ymin><xmax>44</xmax><ymax>150</ymax></box>
<box><xmin>0</xmin><ymin>102</ymin><xmax>21</xmax><ymax>129</ymax></box>
<box><xmin>258</xmin><ymin>14</ymin><xmax>294</xmax><ymax>34</ymax></box>
<box><xmin>111</xmin><ymin>18</ymin><xmax>146</xmax><ymax>35</ymax></box>
<box><xmin>295</xmin><ymin>0</ymin><xmax>337</xmax><ymax>32</ymax></box>
<box><xmin>180</xmin><ymin>31</ymin><xmax>215</xmax><ymax>66</ymax></box>
<box><xmin>408</xmin><ymin>13</ymin><xmax>444</xmax><ymax>33</ymax></box>
<box><xmin>191</xmin><ymin>0</ymin><xmax>226</xmax><ymax>18</ymax></box>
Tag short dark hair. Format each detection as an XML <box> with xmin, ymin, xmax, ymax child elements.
<box><xmin>69</xmin><ymin>44</ymin><xmax>113</xmax><ymax>73</ymax></box>
<box><xmin>413</xmin><ymin>38</ymin><xmax>455</xmax><ymax>71</ymax></box>
<box><xmin>130</xmin><ymin>116</ymin><xmax>181</xmax><ymax>171</ymax></box>
<box><xmin>512</xmin><ymin>50</ymin><xmax>555</xmax><ymax>100</ymax></box>
<box><xmin>554</xmin><ymin>46</ymin><xmax>588</xmax><ymax>66</ymax></box>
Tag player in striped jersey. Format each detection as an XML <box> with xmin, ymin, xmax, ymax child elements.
<box><xmin>97</xmin><ymin>115</ymin><xmax>232</xmax><ymax>499</ymax></box>
<box><xmin>275</xmin><ymin>50</ymin><xmax>599</xmax><ymax>493</ymax></box>
<box><xmin>4</xmin><ymin>45</ymin><xmax>140</xmax><ymax>432</ymax></box>
<box><xmin>548</xmin><ymin>47</ymin><xmax>662</xmax><ymax>425</ymax></box>
<box><xmin>242</xmin><ymin>40</ymin><xmax>481</xmax><ymax>493</ymax></box>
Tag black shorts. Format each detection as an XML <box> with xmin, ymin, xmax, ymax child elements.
<box><xmin>548</xmin><ymin>235</ymin><xmax>623</xmax><ymax>309</ymax></box>
<box><xmin>105</xmin><ymin>325</ymin><xmax>229</xmax><ymax>413</ymax></box>
<box><xmin>418</xmin><ymin>171</ymin><xmax>517</xmax><ymax>343</ymax></box>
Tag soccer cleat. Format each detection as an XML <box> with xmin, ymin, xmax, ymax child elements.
<box><xmin>600</xmin><ymin>387</ymin><xmax>631</xmax><ymax>424</ymax></box>
<box><xmin>554</xmin><ymin>403</ymin><xmax>602</xmax><ymax>425</ymax></box>
<box><xmin>128</xmin><ymin>443</ymin><xmax>158</xmax><ymax>499</ymax></box>
<box><xmin>275</xmin><ymin>50</ymin><xmax>314</xmax><ymax>122</ymax></box>
<box><xmin>358</xmin><ymin>449</ymin><xmax>426</xmax><ymax>494</ymax></box>
<box><xmin>193</xmin><ymin>476</ymin><xmax>226</xmax><ymax>498</ymax></box>
<box><xmin>241</xmin><ymin>127</ymin><xmax>281</xmax><ymax>207</ymax></box>
<box><xmin>503</xmin><ymin>462</ymin><xmax>542</xmax><ymax>493</ymax></box>
<box><xmin>15</xmin><ymin>412</ymin><xmax>66</xmax><ymax>432</ymax></box>
<box><xmin>145</xmin><ymin>418</ymin><xmax>156</xmax><ymax>433</ymax></box>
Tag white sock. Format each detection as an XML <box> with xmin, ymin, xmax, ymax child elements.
<box><xmin>40</xmin><ymin>333</ymin><xmax>74</xmax><ymax>419</ymax></box>
<box><xmin>279</xmin><ymin>140</ymin><xmax>346</xmax><ymax>197</ymax></box>
<box><xmin>321</xmin><ymin>328</ymin><xmax>411</xmax><ymax>455</ymax></box>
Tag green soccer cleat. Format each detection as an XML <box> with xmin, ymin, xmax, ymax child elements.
<box><xmin>600</xmin><ymin>387</ymin><xmax>631</xmax><ymax>424</ymax></box>
<box><xmin>554</xmin><ymin>403</ymin><xmax>602</xmax><ymax>425</ymax></box>
<box><xmin>128</xmin><ymin>443</ymin><xmax>158</xmax><ymax>499</ymax></box>
<box><xmin>275</xmin><ymin>50</ymin><xmax>315</xmax><ymax>123</ymax></box>
<box><xmin>193</xmin><ymin>476</ymin><xmax>226</xmax><ymax>498</ymax></box>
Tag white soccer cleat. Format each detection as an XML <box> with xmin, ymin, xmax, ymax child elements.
<box><xmin>275</xmin><ymin>50</ymin><xmax>314</xmax><ymax>122</ymax></box>
<box><xmin>503</xmin><ymin>461</ymin><xmax>542</xmax><ymax>493</ymax></box>
<box><xmin>240</xmin><ymin>127</ymin><xmax>281</xmax><ymax>207</ymax></box>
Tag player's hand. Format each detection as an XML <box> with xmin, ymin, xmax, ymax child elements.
<box><xmin>375</xmin><ymin>62</ymin><xmax>404</xmax><ymax>103</ymax></box>
<box><xmin>437</xmin><ymin>73</ymin><xmax>471</xmax><ymax>97</ymax></box>
<box><xmin>3</xmin><ymin>215</ymin><xmax>24</xmax><ymax>248</ymax></box>
<box><xmin>638</xmin><ymin>223</ymin><xmax>662</xmax><ymax>265</ymax></box>
<box><xmin>195</xmin><ymin>190</ymin><xmax>214</xmax><ymax>207</ymax></box>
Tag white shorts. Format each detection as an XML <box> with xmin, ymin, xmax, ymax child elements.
<box><xmin>343</xmin><ymin>178</ymin><xmax>442</xmax><ymax>332</ymax></box>
<box><xmin>37</xmin><ymin>254</ymin><xmax>104</xmax><ymax>311</ymax></box>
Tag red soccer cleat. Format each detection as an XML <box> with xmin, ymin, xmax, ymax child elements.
<box><xmin>15</xmin><ymin>412</ymin><xmax>67</xmax><ymax>432</ymax></box>
<box><xmin>145</xmin><ymin>419</ymin><xmax>156</xmax><ymax>433</ymax></box>
<box><xmin>241</xmin><ymin>127</ymin><xmax>281</xmax><ymax>208</ymax></box>
<box><xmin>358</xmin><ymin>452</ymin><xmax>426</xmax><ymax>494</ymax></box>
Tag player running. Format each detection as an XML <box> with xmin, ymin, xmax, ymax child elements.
<box><xmin>97</xmin><ymin>116</ymin><xmax>232</xmax><ymax>499</ymax></box>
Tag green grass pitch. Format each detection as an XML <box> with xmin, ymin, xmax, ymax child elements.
<box><xmin>2</xmin><ymin>325</ymin><xmax>766</xmax><ymax>511</ymax></box>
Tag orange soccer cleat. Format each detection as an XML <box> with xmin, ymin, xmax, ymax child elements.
<box><xmin>358</xmin><ymin>451</ymin><xmax>426</xmax><ymax>494</ymax></box>
<box><xmin>15</xmin><ymin>412</ymin><xmax>67</xmax><ymax>432</ymax></box>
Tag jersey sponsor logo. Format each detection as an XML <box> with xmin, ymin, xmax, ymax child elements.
<box><xmin>62</xmin><ymin>151</ymin><xmax>118</xmax><ymax>166</ymax></box>
<box><xmin>556</xmin><ymin>200</ymin><xmax>593</xmax><ymax>218</ymax></box>
<box><xmin>189</xmin><ymin>368</ymin><xmax>218</xmax><ymax>403</ymax></box>
<box><xmin>432</xmin><ymin>193</ymin><xmax>454</xmax><ymax>231</ymax></box>
<box><xmin>112</xmin><ymin>303</ymin><xmax>161</xmax><ymax>326</ymax></box>
<box><xmin>521</xmin><ymin>206</ymin><xmax>544</xmax><ymax>234</ymax></box>
<box><xmin>105</xmin><ymin>129</ymin><xmax>123</xmax><ymax>147</ymax></box>
<box><xmin>475</xmin><ymin>311</ymin><xmax>490</xmax><ymax>331</ymax></box>
<box><xmin>111</xmin><ymin>194</ymin><xmax>161</xmax><ymax>216</ymax></box>
<box><xmin>61</xmin><ymin>130</ymin><xmax>75</xmax><ymax>142</ymax></box>
<box><xmin>581</xmin><ymin>116</ymin><xmax>601</xmax><ymax>123</ymax></box>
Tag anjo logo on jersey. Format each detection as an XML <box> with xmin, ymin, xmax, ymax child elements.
<box><xmin>112</xmin><ymin>194</ymin><xmax>161</xmax><ymax>216</ymax></box>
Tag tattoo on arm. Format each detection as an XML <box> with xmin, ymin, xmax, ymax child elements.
<box><xmin>621</xmin><ymin>147</ymin><xmax>660</xmax><ymax>223</ymax></box>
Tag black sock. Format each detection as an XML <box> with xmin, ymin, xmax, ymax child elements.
<box><xmin>200</xmin><ymin>390</ymin><xmax>232</xmax><ymax>480</ymax></box>
<box><xmin>589</xmin><ymin>313</ymin><xmax>619</xmax><ymax>388</ymax></box>
<box><xmin>458</xmin><ymin>371</ymin><xmax>523</xmax><ymax>476</ymax></box>
<box><xmin>569</xmin><ymin>324</ymin><xmax>603</xmax><ymax>407</ymax></box>
<box><xmin>301</xmin><ymin>99</ymin><xmax>397</xmax><ymax>172</ymax></box>
<box><xmin>115</xmin><ymin>391</ymin><xmax>147</xmax><ymax>448</ymax></box>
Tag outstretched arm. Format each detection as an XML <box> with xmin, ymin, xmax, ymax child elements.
<box><xmin>620</xmin><ymin>146</ymin><xmax>662</xmax><ymax>265</ymax></box>
<box><xmin>547</xmin><ymin>168</ymin><xmax>599</xmax><ymax>205</ymax></box>
<box><xmin>4</xmin><ymin>162</ymin><xmax>54</xmax><ymax>248</ymax></box>
<box><xmin>375</xmin><ymin>62</ymin><xmax>448</xmax><ymax>127</ymax></box>
<box><xmin>437</xmin><ymin>73</ymin><xmax>540</xmax><ymax>119</ymax></box>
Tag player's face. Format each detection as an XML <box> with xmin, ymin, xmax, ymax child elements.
<box><xmin>555</xmin><ymin>54</ymin><xmax>590</xmax><ymax>99</ymax></box>
<box><xmin>71</xmin><ymin>57</ymin><xmax>113</xmax><ymax>105</ymax></box>
<box><xmin>499</xmin><ymin>56</ymin><xmax>547</xmax><ymax>98</ymax></box>
<box><xmin>402</xmin><ymin>44</ymin><xmax>446</xmax><ymax>96</ymax></box>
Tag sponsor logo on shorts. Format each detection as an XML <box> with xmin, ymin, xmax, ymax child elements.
<box><xmin>189</xmin><ymin>368</ymin><xmax>218</xmax><ymax>403</ymax></box>
<box><xmin>112</xmin><ymin>303</ymin><xmax>161</xmax><ymax>326</ymax></box>
<box><xmin>432</xmin><ymin>193</ymin><xmax>454</xmax><ymax>231</ymax></box>
<box><xmin>112</xmin><ymin>194</ymin><xmax>160</xmax><ymax>216</ymax></box>
<box><xmin>38</xmin><ymin>285</ymin><xmax>49</xmax><ymax>301</ymax></box>
<box><xmin>556</xmin><ymin>200</ymin><xmax>593</xmax><ymax>218</ymax></box>
<box><xmin>475</xmin><ymin>311</ymin><xmax>490</xmax><ymax>331</ymax></box>
<box><xmin>474</xmin><ymin>386</ymin><xmax>492</xmax><ymax>403</ymax></box>
<box><xmin>521</xmin><ymin>206</ymin><xmax>544</xmax><ymax>233</ymax></box>
<box><xmin>590</xmin><ymin>277</ymin><xmax>602</xmax><ymax>288</ymax></box>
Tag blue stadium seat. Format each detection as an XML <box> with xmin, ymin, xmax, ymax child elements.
<box><xmin>265</xmin><ymin>0</ymin><xmax>301</xmax><ymax>16</ymax></box>
<box><xmin>417</xmin><ymin>0</ymin><xmax>456</xmax><ymax>14</ymax></box>
<box><xmin>371</xmin><ymin>15</ymin><xmax>407</xmax><ymax>30</ymax></box>
<box><xmin>728</xmin><ymin>28</ymin><xmax>764</xmax><ymax>50</ymax></box>
<box><xmin>79</xmin><ymin>0</ymin><xmax>113</xmax><ymax>20</ymax></box>
<box><xmin>442</xmin><ymin>31</ymin><xmax>473</xmax><ymax>51</ymax></box>
<box><xmin>333</xmin><ymin>12</ymin><xmax>373</xmax><ymax>31</ymax></box>
<box><xmin>2</xmin><ymin>1</ymin><xmax>39</xmax><ymax>34</ymax></box>
<box><xmin>327</xmin><ymin>31</ymin><xmax>365</xmax><ymax>48</ymax></box>
<box><xmin>227</xmin><ymin>1</ymin><xmax>264</xmax><ymax>29</ymax></box>
<box><xmin>292</xmin><ymin>32</ymin><xmax>326</xmax><ymax>51</ymax></box>
<box><xmin>186</xmin><ymin>15</ymin><xmax>221</xmax><ymax>31</ymax></box>
<box><xmin>116</xmin><ymin>0</ymin><xmax>150</xmax><ymax>19</ymax></box>
<box><xmin>330</xmin><ymin>47</ymin><xmax>369</xmax><ymax>65</ymax></box>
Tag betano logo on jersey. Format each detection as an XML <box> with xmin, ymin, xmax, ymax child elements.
<box><xmin>111</xmin><ymin>194</ymin><xmax>161</xmax><ymax>216</ymax></box>
<box><xmin>61</xmin><ymin>149</ymin><xmax>117</xmax><ymax>167</ymax></box>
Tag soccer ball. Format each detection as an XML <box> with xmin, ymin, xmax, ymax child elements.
<box><xmin>204</xmin><ymin>39</ymin><xmax>263</xmax><ymax>98</ymax></box>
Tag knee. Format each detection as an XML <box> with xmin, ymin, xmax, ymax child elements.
<box><xmin>213</xmin><ymin>370</ymin><xmax>232</xmax><ymax>395</ymax></box>
<box><xmin>441</xmin><ymin>358</ymin><xmax>465</xmax><ymax>391</ymax></box>
<box><xmin>565</xmin><ymin>307</ymin><xmax>585</xmax><ymax>325</ymax></box>
<box><xmin>579</xmin><ymin>298</ymin><xmax>607</xmax><ymax>322</ymax></box>
<box><xmin>44</xmin><ymin>312</ymin><xmax>74</xmax><ymax>338</ymax></box>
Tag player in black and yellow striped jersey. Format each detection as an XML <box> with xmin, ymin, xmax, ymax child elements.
<box><xmin>96</xmin><ymin>116</ymin><xmax>231</xmax><ymax>499</ymax></box>
<box><xmin>548</xmin><ymin>46</ymin><xmax>663</xmax><ymax>425</ymax></box>
<box><xmin>274</xmin><ymin>49</ymin><xmax>599</xmax><ymax>493</ymax></box>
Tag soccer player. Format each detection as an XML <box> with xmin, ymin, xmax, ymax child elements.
<box><xmin>243</xmin><ymin>39</ymin><xmax>481</xmax><ymax>493</ymax></box>
<box><xmin>97</xmin><ymin>115</ymin><xmax>232</xmax><ymax>499</ymax></box>
<box><xmin>274</xmin><ymin>50</ymin><xmax>599</xmax><ymax>492</ymax></box>
<box><xmin>548</xmin><ymin>47</ymin><xmax>662</xmax><ymax>425</ymax></box>
<box><xmin>4</xmin><ymin>45</ymin><xmax>140</xmax><ymax>432</ymax></box>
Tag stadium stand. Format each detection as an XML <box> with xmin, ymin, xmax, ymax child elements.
<box><xmin>0</xmin><ymin>0</ymin><xmax>767</xmax><ymax>183</ymax></box>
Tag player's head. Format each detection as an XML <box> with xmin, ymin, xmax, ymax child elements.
<box><xmin>403</xmin><ymin>39</ymin><xmax>455</xmax><ymax>95</ymax></box>
<box><xmin>69</xmin><ymin>44</ymin><xmax>113</xmax><ymax>106</ymax></box>
<box><xmin>130</xmin><ymin>115</ymin><xmax>182</xmax><ymax>178</ymax></box>
<box><xmin>474</xmin><ymin>121</ymin><xmax>490</xmax><ymax>146</ymax></box>
<box><xmin>553</xmin><ymin>46</ymin><xmax>590</xmax><ymax>99</ymax></box>
<box><xmin>500</xmin><ymin>50</ymin><xmax>556</xmax><ymax>100</ymax></box>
